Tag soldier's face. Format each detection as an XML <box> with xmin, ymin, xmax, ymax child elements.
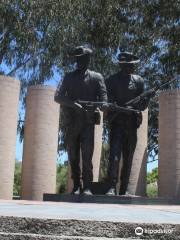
<box><xmin>76</xmin><ymin>55</ymin><xmax>90</xmax><ymax>70</ymax></box>
<box><xmin>121</xmin><ymin>63</ymin><xmax>134</xmax><ymax>74</ymax></box>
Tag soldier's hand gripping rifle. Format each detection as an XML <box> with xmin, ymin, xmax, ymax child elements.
<box><xmin>76</xmin><ymin>100</ymin><xmax>141</xmax><ymax>114</ymax></box>
<box><xmin>125</xmin><ymin>78</ymin><xmax>177</xmax><ymax>109</ymax></box>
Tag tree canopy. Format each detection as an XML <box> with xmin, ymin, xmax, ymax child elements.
<box><xmin>0</xmin><ymin>0</ymin><xmax>179</xmax><ymax>160</ymax></box>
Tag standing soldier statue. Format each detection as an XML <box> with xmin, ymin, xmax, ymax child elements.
<box><xmin>105</xmin><ymin>52</ymin><xmax>149</xmax><ymax>196</ymax></box>
<box><xmin>54</xmin><ymin>46</ymin><xmax>107</xmax><ymax>195</ymax></box>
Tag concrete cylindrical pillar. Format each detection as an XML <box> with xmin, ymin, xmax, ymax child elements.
<box><xmin>0</xmin><ymin>75</ymin><xmax>20</xmax><ymax>199</ymax></box>
<box><xmin>92</xmin><ymin>112</ymin><xmax>103</xmax><ymax>182</ymax></box>
<box><xmin>127</xmin><ymin>109</ymin><xmax>148</xmax><ymax>196</ymax></box>
<box><xmin>159</xmin><ymin>90</ymin><xmax>180</xmax><ymax>199</ymax></box>
<box><xmin>21</xmin><ymin>85</ymin><xmax>59</xmax><ymax>201</ymax></box>
<box><xmin>67</xmin><ymin>112</ymin><xmax>103</xmax><ymax>192</ymax></box>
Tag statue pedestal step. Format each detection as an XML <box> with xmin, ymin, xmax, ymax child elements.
<box><xmin>43</xmin><ymin>193</ymin><xmax>180</xmax><ymax>205</ymax></box>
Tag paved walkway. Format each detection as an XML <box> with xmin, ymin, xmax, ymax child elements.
<box><xmin>0</xmin><ymin>200</ymin><xmax>180</xmax><ymax>224</ymax></box>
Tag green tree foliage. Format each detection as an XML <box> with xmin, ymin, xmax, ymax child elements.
<box><xmin>13</xmin><ymin>161</ymin><xmax>22</xmax><ymax>196</ymax></box>
<box><xmin>56</xmin><ymin>162</ymin><xmax>68</xmax><ymax>194</ymax></box>
<box><xmin>147</xmin><ymin>182</ymin><xmax>158</xmax><ymax>197</ymax></box>
<box><xmin>1</xmin><ymin>0</ymin><xmax>179</xmax><ymax>160</ymax></box>
<box><xmin>147</xmin><ymin>167</ymin><xmax>158</xmax><ymax>184</ymax></box>
<box><xmin>147</xmin><ymin>167</ymin><xmax>158</xmax><ymax>197</ymax></box>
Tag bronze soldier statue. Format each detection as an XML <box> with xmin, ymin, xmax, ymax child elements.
<box><xmin>54</xmin><ymin>46</ymin><xmax>107</xmax><ymax>195</ymax></box>
<box><xmin>105</xmin><ymin>52</ymin><xmax>149</xmax><ymax>196</ymax></box>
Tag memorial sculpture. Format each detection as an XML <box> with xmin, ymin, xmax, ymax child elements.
<box><xmin>54</xmin><ymin>46</ymin><xmax>108</xmax><ymax>195</ymax></box>
<box><xmin>104</xmin><ymin>52</ymin><xmax>177</xmax><ymax>196</ymax></box>
<box><xmin>55</xmin><ymin>48</ymin><xmax>176</xmax><ymax>197</ymax></box>
<box><xmin>105</xmin><ymin>52</ymin><xmax>150</xmax><ymax>196</ymax></box>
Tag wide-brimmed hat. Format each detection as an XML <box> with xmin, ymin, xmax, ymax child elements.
<box><xmin>71</xmin><ymin>46</ymin><xmax>93</xmax><ymax>57</ymax></box>
<box><xmin>117</xmin><ymin>52</ymin><xmax>140</xmax><ymax>64</ymax></box>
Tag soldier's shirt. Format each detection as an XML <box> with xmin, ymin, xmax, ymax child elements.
<box><xmin>105</xmin><ymin>72</ymin><xmax>146</xmax><ymax>126</ymax></box>
<box><xmin>55</xmin><ymin>69</ymin><xmax>107</xmax><ymax>102</ymax></box>
<box><xmin>55</xmin><ymin>69</ymin><xmax>107</xmax><ymax>126</ymax></box>
<box><xmin>106</xmin><ymin>72</ymin><xmax>144</xmax><ymax>106</ymax></box>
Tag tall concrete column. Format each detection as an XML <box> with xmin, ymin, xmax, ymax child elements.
<box><xmin>92</xmin><ymin>112</ymin><xmax>104</xmax><ymax>182</ymax></box>
<box><xmin>127</xmin><ymin>109</ymin><xmax>148</xmax><ymax>196</ymax></box>
<box><xmin>67</xmin><ymin>112</ymin><xmax>103</xmax><ymax>192</ymax></box>
<box><xmin>21</xmin><ymin>85</ymin><xmax>60</xmax><ymax>201</ymax></box>
<box><xmin>159</xmin><ymin>90</ymin><xmax>180</xmax><ymax>199</ymax></box>
<box><xmin>0</xmin><ymin>75</ymin><xmax>20</xmax><ymax>199</ymax></box>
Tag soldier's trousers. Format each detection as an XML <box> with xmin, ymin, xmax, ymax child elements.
<box><xmin>66</xmin><ymin>123</ymin><xmax>95</xmax><ymax>188</ymax></box>
<box><xmin>108</xmin><ymin>124</ymin><xmax>137</xmax><ymax>194</ymax></box>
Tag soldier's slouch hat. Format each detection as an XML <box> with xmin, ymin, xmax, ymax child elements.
<box><xmin>71</xmin><ymin>46</ymin><xmax>93</xmax><ymax>57</ymax></box>
<box><xmin>117</xmin><ymin>52</ymin><xmax>140</xmax><ymax>64</ymax></box>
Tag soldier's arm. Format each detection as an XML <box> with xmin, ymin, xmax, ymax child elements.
<box><xmin>133</xmin><ymin>76</ymin><xmax>149</xmax><ymax>111</ymax></box>
<box><xmin>97</xmin><ymin>74</ymin><xmax>108</xmax><ymax>102</ymax></box>
<box><xmin>104</xmin><ymin>76</ymin><xmax>116</xmax><ymax>120</ymax></box>
<box><xmin>54</xmin><ymin>75</ymin><xmax>75</xmax><ymax>108</ymax></box>
<box><xmin>105</xmin><ymin>76</ymin><xmax>114</xmax><ymax>103</ymax></box>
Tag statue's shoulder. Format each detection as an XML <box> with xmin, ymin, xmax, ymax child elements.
<box><xmin>131</xmin><ymin>74</ymin><xmax>144</xmax><ymax>91</ymax></box>
<box><xmin>88</xmin><ymin>70</ymin><xmax>103</xmax><ymax>80</ymax></box>
<box><xmin>131</xmin><ymin>74</ymin><xmax>143</xmax><ymax>83</ymax></box>
<box><xmin>63</xmin><ymin>70</ymin><xmax>76</xmax><ymax>81</ymax></box>
<box><xmin>65</xmin><ymin>70</ymin><xmax>76</xmax><ymax>78</ymax></box>
<box><xmin>105</xmin><ymin>72</ymin><xmax>119</xmax><ymax>84</ymax></box>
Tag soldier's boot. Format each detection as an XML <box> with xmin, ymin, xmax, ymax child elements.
<box><xmin>82</xmin><ymin>182</ymin><xmax>93</xmax><ymax>195</ymax></box>
<box><xmin>106</xmin><ymin>181</ymin><xmax>117</xmax><ymax>196</ymax></box>
<box><xmin>71</xmin><ymin>187</ymin><xmax>81</xmax><ymax>195</ymax></box>
<box><xmin>106</xmin><ymin>187</ymin><xmax>116</xmax><ymax>196</ymax></box>
<box><xmin>82</xmin><ymin>188</ymin><xmax>93</xmax><ymax>195</ymax></box>
<box><xmin>71</xmin><ymin>180</ymin><xmax>82</xmax><ymax>195</ymax></box>
<box><xmin>122</xmin><ymin>191</ymin><xmax>140</xmax><ymax>198</ymax></box>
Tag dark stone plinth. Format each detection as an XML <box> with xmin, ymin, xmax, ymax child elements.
<box><xmin>90</xmin><ymin>182</ymin><xmax>111</xmax><ymax>195</ymax></box>
<box><xmin>43</xmin><ymin>193</ymin><xmax>180</xmax><ymax>205</ymax></box>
